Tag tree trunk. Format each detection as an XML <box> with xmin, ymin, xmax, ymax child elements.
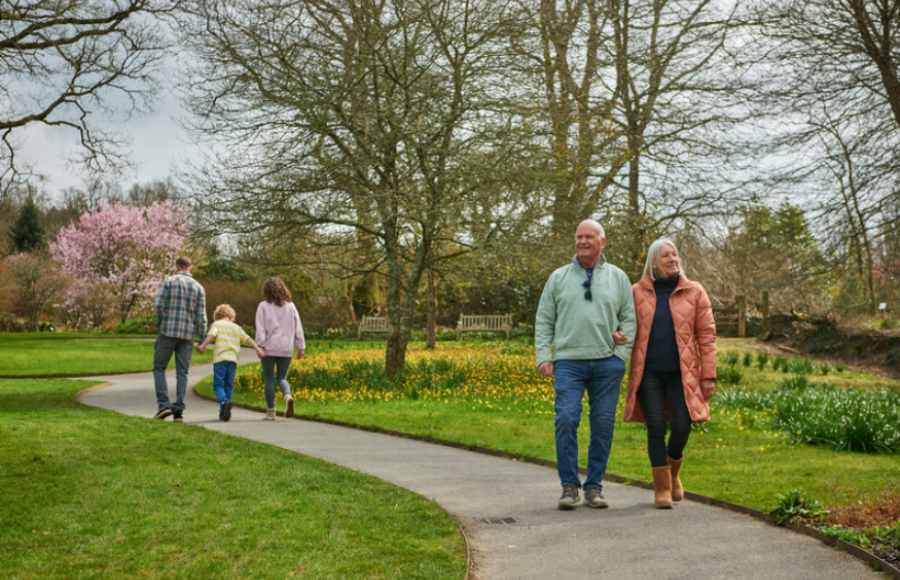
<box><xmin>623</xmin><ymin>141</ymin><xmax>646</xmax><ymax>277</ymax></box>
<box><xmin>426</xmin><ymin>268</ymin><xmax>437</xmax><ymax>350</ymax></box>
<box><xmin>385</xmin><ymin>330</ymin><xmax>411</xmax><ymax>379</ymax></box>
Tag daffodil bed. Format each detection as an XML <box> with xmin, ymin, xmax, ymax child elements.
<box><xmin>196</xmin><ymin>341</ymin><xmax>900</xmax><ymax>513</ymax></box>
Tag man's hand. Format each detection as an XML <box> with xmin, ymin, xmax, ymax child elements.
<box><xmin>612</xmin><ymin>330</ymin><xmax>628</xmax><ymax>345</ymax></box>
<box><xmin>539</xmin><ymin>360</ymin><xmax>554</xmax><ymax>377</ymax></box>
<box><xmin>196</xmin><ymin>345</ymin><xmax>206</xmax><ymax>355</ymax></box>
<box><xmin>255</xmin><ymin>347</ymin><xmax>266</xmax><ymax>359</ymax></box>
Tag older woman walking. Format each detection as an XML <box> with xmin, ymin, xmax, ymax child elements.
<box><xmin>255</xmin><ymin>277</ymin><xmax>305</xmax><ymax>421</ymax></box>
<box><xmin>623</xmin><ymin>238</ymin><xmax>716</xmax><ymax>508</ymax></box>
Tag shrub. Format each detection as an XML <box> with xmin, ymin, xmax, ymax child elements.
<box><xmin>717</xmin><ymin>366</ymin><xmax>743</xmax><ymax>385</ymax></box>
<box><xmin>756</xmin><ymin>352</ymin><xmax>770</xmax><ymax>370</ymax></box>
<box><xmin>0</xmin><ymin>311</ymin><xmax>26</xmax><ymax>332</ymax></box>
<box><xmin>821</xmin><ymin>525</ymin><xmax>900</xmax><ymax>556</ymax></box>
<box><xmin>723</xmin><ymin>351</ymin><xmax>739</xmax><ymax>366</ymax></box>
<box><xmin>818</xmin><ymin>363</ymin><xmax>831</xmax><ymax>375</ymax></box>
<box><xmin>772</xmin><ymin>355</ymin><xmax>788</xmax><ymax>372</ymax></box>
<box><xmin>886</xmin><ymin>348</ymin><xmax>900</xmax><ymax>370</ymax></box>
<box><xmin>742</xmin><ymin>352</ymin><xmax>753</xmax><ymax>367</ymax></box>
<box><xmin>769</xmin><ymin>489</ymin><xmax>827</xmax><ymax>525</ymax></box>
<box><xmin>114</xmin><ymin>318</ymin><xmax>155</xmax><ymax>334</ymax></box>
<box><xmin>771</xmin><ymin>383</ymin><xmax>900</xmax><ymax>453</ymax></box>
<box><xmin>835</xmin><ymin>362</ymin><xmax>846</xmax><ymax>373</ymax></box>
<box><xmin>777</xmin><ymin>374</ymin><xmax>810</xmax><ymax>391</ymax></box>
<box><xmin>714</xmin><ymin>387</ymin><xmax>776</xmax><ymax>411</ymax></box>
<box><xmin>716</xmin><ymin>380</ymin><xmax>900</xmax><ymax>453</ymax></box>
<box><xmin>788</xmin><ymin>357</ymin><xmax>815</xmax><ymax>375</ymax></box>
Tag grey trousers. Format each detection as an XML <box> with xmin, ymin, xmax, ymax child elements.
<box><xmin>260</xmin><ymin>356</ymin><xmax>292</xmax><ymax>410</ymax></box>
<box><xmin>153</xmin><ymin>334</ymin><xmax>194</xmax><ymax>413</ymax></box>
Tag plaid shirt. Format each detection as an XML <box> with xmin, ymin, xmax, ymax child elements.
<box><xmin>154</xmin><ymin>272</ymin><xmax>207</xmax><ymax>341</ymax></box>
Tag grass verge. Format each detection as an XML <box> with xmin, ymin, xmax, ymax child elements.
<box><xmin>0</xmin><ymin>339</ymin><xmax>214</xmax><ymax>376</ymax></box>
<box><xmin>0</xmin><ymin>378</ymin><xmax>465</xmax><ymax>580</ymax></box>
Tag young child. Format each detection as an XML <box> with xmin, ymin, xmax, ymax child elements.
<box><xmin>197</xmin><ymin>304</ymin><xmax>265</xmax><ymax>421</ymax></box>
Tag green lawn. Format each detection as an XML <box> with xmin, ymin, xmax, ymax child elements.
<box><xmin>0</xmin><ymin>378</ymin><xmax>466</xmax><ymax>580</ymax></box>
<box><xmin>0</xmin><ymin>338</ymin><xmax>214</xmax><ymax>376</ymax></box>
<box><xmin>196</xmin><ymin>338</ymin><xmax>900</xmax><ymax>513</ymax></box>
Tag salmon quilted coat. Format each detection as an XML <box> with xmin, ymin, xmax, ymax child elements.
<box><xmin>623</xmin><ymin>274</ymin><xmax>717</xmax><ymax>424</ymax></box>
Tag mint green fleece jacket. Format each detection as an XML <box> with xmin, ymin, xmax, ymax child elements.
<box><xmin>535</xmin><ymin>257</ymin><xmax>636</xmax><ymax>366</ymax></box>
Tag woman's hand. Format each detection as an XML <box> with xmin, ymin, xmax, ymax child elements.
<box><xmin>612</xmin><ymin>330</ymin><xmax>628</xmax><ymax>345</ymax></box>
<box><xmin>701</xmin><ymin>379</ymin><xmax>715</xmax><ymax>400</ymax></box>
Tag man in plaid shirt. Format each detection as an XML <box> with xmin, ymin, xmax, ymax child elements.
<box><xmin>152</xmin><ymin>256</ymin><xmax>207</xmax><ymax>422</ymax></box>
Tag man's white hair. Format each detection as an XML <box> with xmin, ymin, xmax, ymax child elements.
<box><xmin>578</xmin><ymin>219</ymin><xmax>605</xmax><ymax>238</ymax></box>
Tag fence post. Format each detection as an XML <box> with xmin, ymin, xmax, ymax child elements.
<box><xmin>761</xmin><ymin>291</ymin><xmax>769</xmax><ymax>336</ymax></box>
<box><xmin>737</xmin><ymin>295</ymin><xmax>746</xmax><ymax>338</ymax></box>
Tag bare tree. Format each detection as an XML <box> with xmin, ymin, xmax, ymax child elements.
<box><xmin>509</xmin><ymin>0</ymin><xmax>624</xmax><ymax>243</ymax></box>
<box><xmin>749</xmin><ymin>0</ymin><xmax>900</xmax><ymax>313</ymax></box>
<box><xmin>182</xmin><ymin>0</ymin><xmax>531</xmax><ymax>376</ymax></box>
<box><xmin>512</xmin><ymin>0</ymin><xmax>746</xmax><ymax>274</ymax></box>
<box><xmin>6</xmin><ymin>251</ymin><xmax>65</xmax><ymax>330</ymax></box>
<box><xmin>0</xmin><ymin>0</ymin><xmax>177</xmax><ymax>186</ymax></box>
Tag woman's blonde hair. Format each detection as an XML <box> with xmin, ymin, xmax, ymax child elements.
<box><xmin>642</xmin><ymin>238</ymin><xmax>683</xmax><ymax>281</ymax></box>
<box><xmin>262</xmin><ymin>277</ymin><xmax>292</xmax><ymax>307</ymax></box>
<box><xmin>214</xmin><ymin>304</ymin><xmax>236</xmax><ymax>321</ymax></box>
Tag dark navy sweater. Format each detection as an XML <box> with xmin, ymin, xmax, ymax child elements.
<box><xmin>644</xmin><ymin>274</ymin><xmax>681</xmax><ymax>372</ymax></box>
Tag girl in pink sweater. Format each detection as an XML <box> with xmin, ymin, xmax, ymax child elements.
<box><xmin>255</xmin><ymin>277</ymin><xmax>305</xmax><ymax>420</ymax></box>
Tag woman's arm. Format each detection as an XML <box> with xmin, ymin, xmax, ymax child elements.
<box><xmin>694</xmin><ymin>284</ymin><xmax>717</xmax><ymax>399</ymax></box>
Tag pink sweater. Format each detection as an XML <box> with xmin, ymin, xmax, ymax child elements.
<box><xmin>254</xmin><ymin>301</ymin><xmax>305</xmax><ymax>357</ymax></box>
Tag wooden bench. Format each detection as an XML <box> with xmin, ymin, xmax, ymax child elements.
<box><xmin>456</xmin><ymin>314</ymin><xmax>513</xmax><ymax>340</ymax></box>
<box><xmin>357</xmin><ymin>316</ymin><xmax>390</xmax><ymax>339</ymax></box>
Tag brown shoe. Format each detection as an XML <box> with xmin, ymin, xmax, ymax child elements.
<box><xmin>668</xmin><ymin>456</ymin><xmax>684</xmax><ymax>502</ymax></box>
<box><xmin>652</xmin><ymin>466</ymin><xmax>674</xmax><ymax>509</ymax></box>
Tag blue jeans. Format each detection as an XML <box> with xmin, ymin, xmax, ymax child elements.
<box><xmin>554</xmin><ymin>357</ymin><xmax>626</xmax><ymax>490</ymax></box>
<box><xmin>212</xmin><ymin>361</ymin><xmax>237</xmax><ymax>405</ymax></box>
<box><xmin>636</xmin><ymin>370</ymin><xmax>692</xmax><ymax>467</ymax></box>
<box><xmin>260</xmin><ymin>356</ymin><xmax>292</xmax><ymax>410</ymax></box>
<box><xmin>153</xmin><ymin>334</ymin><xmax>194</xmax><ymax>413</ymax></box>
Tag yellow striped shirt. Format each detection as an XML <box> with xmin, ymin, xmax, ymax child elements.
<box><xmin>207</xmin><ymin>320</ymin><xmax>250</xmax><ymax>363</ymax></box>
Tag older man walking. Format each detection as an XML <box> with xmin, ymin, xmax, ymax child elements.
<box><xmin>152</xmin><ymin>256</ymin><xmax>207</xmax><ymax>422</ymax></box>
<box><xmin>535</xmin><ymin>219</ymin><xmax>636</xmax><ymax>509</ymax></box>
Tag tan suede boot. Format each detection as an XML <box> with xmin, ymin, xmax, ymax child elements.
<box><xmin>651</xmin><ymin>466</ymin><xmax>674</xmax><ymax>509</ymax></box>
<box><xmin>668</xmin><ymin>456</ymin><xmax>684</xmax><ymax>502</ymax></box>
<box><xmin>264</xmin><ymin>408</ymin><xmax>276</xmax><ymax>421</ymax></box>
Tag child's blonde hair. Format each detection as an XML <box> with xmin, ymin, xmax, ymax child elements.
<box><xmin>214</xmin><ymin>304</ymin><xmax>236</xmax><ymax>321</ymax></box>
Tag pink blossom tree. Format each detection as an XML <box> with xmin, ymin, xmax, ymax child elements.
<box><xmin>50</xmin><ymin>201</ymin><xmax>191</xmax><ymax>324</ymax></box>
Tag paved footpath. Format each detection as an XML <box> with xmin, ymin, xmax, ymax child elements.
<box><xmin>79</xmin><ymin>351</ymin><xmax>881</xmax><ymax>580</ymax></box>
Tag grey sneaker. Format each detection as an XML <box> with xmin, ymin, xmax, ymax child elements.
<box><xmin>584</xmin><ymin>487</ymin><xmax>608</xmax><ymax>508</ymax></box>
<box><xmin>558</xmin><ymin>484</ymin><xmax>580</xmax><ymax>510</ymax></box>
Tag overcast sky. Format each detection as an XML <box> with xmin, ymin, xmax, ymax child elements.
<box><xmin>16</xmin><ymin>76</ymin><xmax>201</xmax><ymax>200</ymax></box>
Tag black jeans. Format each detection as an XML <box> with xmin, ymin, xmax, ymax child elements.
<box><xmin>636</xmin><ymin>370</ymin><xmax>692</xmax><ymax>467</ymax></box>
